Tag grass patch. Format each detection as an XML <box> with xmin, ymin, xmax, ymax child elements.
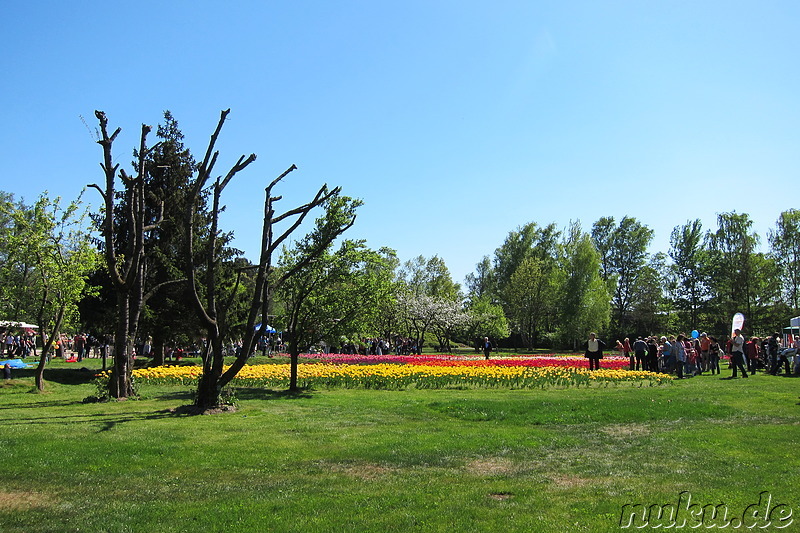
<box><xmin>1</xmin><ymin>360</ymin><xmax>798</xmax><ymax>532</ymax></box>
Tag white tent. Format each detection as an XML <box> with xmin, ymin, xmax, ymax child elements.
<box><xmin>0</xmin><ymin>320</ymin><xmax>39</xmax><ymax>329</ymax></box>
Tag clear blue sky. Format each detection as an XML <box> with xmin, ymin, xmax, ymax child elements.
<box><xmin>2</xmin><ymin>1</ymin><xmax>798</xmax><ymax>285</ymax></box>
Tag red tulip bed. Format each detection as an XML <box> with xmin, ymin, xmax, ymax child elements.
<box><xmin>298</xmin><ymin>352</ymin><xmax>632</xmax><ymax>370</ymax></box>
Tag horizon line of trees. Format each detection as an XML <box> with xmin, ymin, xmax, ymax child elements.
<box><xmin>2</xmin><ymin>110</ymin><xmax>799</xmax><ymax>403</ymax></box>
<box><xmin>462</xmin><ymin>211</ymin><xmax>800</xmax><ymax>348</ymax></box>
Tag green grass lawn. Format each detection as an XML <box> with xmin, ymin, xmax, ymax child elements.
<box><xmin>1</xmin><ymin>360</ymin><xmax>798</xmax><ymax>532</ymax></box>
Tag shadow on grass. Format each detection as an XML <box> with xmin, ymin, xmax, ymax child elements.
<box><xmin>3</xmin><ymin>406</ymin><xmax>199</xmax><ymax>432</ymax></box>
<box><xmin>0</xmin><ymin>397</ymin><xmax>87</xmax><ymax>410</ymax></box>
<box><xmin>7</xmin><ymin>366</ymin><xmax>99</xmax><ymax>385</ymax></box>
<box><xmin>235</xmin><ymin>387</ymin><xmax>315</xmax><ymax>401</ymax></box>
<box><xmin>148</xmin><ymin>390</ymin><xmax>194</xmax><ymax>402</ymax></box>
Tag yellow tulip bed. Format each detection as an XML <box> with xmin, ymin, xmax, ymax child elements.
<box><xmin>121</xmin><ymin>362</ymin><xmax>673</xmax><ymax>389</ymax></box>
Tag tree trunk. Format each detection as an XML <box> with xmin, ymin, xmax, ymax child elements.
<box><xmin>195</xmin><ymin>371</ymin><xmax>221</xmax><ymax>410</ymax></box>
<box><xmin>152</xmin><ymin>341</ymin><xmax>165</xmax><ymax>366</ymax></box>
<box><xmin>109</xmin><ymin>294</ymin><xmax>134</xmax><ymax>398</ymax></box>
<box><xmin>34</xmin><ymin>350</ymin><xmax>48</xmax><ymax>392</ymax></box>
<box><xmin>289</xmin><ymin>351</ymin><xmax>300</xmax><ymax>392</ymax></box>
<box><xmin>194</xmin><ymin>335</ymin><xmax>225</xmax><ymax>410</ymax></box>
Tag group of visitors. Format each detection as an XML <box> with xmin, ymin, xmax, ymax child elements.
<box><xmin>586</xmin><ymin>330</ymin><xmax>800</xmax><ymax>379</ymax></box>
<box><xmin>2</xmin><ymin>331</ymin><xmax>37</xmax><ymax>358</ymax></box>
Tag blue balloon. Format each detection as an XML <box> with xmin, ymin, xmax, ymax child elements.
<box><xmin>691</xmin><ymin>330</ymin><xmax>699</xmax><ymax>339</ymax></box>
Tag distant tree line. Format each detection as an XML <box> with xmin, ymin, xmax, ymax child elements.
<box><xmin>2</xmin><ymin>109</ymin><xmax>799</xmax><ymax>403</ymax></box>
<box><xmin>464</xmin><ymin>211</ymin><xmax>800</xmax><ymax>348</ymax></box>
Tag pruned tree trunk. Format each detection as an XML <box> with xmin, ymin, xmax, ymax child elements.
<box><xmin>180</xmin><ymin>111</ymin><xmax>344</xmax><ymax>410</ymax></box>
<box><xmin>89</xmin><ymin>111</ymin><xmax>161</xmax><ymax>399</ymax></box>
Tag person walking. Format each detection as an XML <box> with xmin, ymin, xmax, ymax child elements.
<box><xmin>482</xmin><ymin>337</ymin><xmax>492</xmax><ymax>360</ymax></box>
<box><xmin>584</xmin><ymin>332</ymin><xmax>606</xmax><ymax>371</ymax></box>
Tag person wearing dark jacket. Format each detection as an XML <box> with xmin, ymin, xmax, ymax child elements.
<box><xmin>633</xmin><ymin>337</ymin><xmax>648</xmax><ymax>371</ymax></box>
<box><xmin>583</xmin><ymin>332</ymin><xmax>606</xmax><ymax>371</ymax></box>
<box><xmin>482</xmin><ymin>337</ymin><xmax>493</xmax><ymax>360</ymax></box>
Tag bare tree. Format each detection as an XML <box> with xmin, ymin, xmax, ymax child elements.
<box><xmin>89</xmin><ymin>111</ymin><xmax>163</xmax><ymax>398</ymax></box>
<box><xmin>184</xmin><ymin>109</ymin><xmax>342</xmax><ymax>410</ymax></box>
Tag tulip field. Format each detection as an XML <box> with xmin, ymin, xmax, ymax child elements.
<box><xmin>116</xmin><ymin>354</ymin><xmax>673</xmax><ymax>390</ymax></box>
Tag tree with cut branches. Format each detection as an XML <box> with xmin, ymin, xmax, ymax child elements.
<box><xmin>89</xmin><ymin>111</ymin><xmax>166</xmax><ymax>398</ymax></box>
<box><xmin>182</xmin><ymin>109</ymin><xmax>352</xmax><ymax>409</ymax></box>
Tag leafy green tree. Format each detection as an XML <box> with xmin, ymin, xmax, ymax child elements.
<box><xmin>4</xmin><ymin>194</ymin><xmax>98</xmax><ymax>390</ymax></box>
<box><xmin>769</xmin><ymin>209</ymin><xmax>800</xmax><ymax>315</ymax></box>
<box><xmin>630</xmin><ymin>253</ymin><xmax>670</xmax><ymax>335</ymax></box>
<box><xmin>369</xmin><ymin>248</ymin><xmax>403</xmax><ymax>341</ymax></box>
<box><xmin>399</xmin><ymin>255</ymin><xmax>460</xmax><ymax>301</ymax></box>
<box><xmin>557</xmin><ymin>222</ymin><xmax>610</xmax><ymax>349</ymax></box>
<box><xmin>464</xmin><ymin>255</ymin><xmax>494</xmax><ymax>304</ymax></box>
<box><xmin>668</xmin><ymin>220</ymin><xmax>710</xmax><ymax>331</ymax></box>
<box><xmin>749</xmin><ymin>252</ymin><xmax>786</xmax><ymax>334</ymax></box>
<box><xmin>492</xmin><ymin>222</ymin><xmax>559</xmax><ymax>301</ymax></box>
<box><xmin>276</xmin><ymin>196</ymin><xmax>369</xmax><ymax>391</ymax></box>
<box><xmin>463</xmin><ymin>297</ymin><xmax>509</xmax><ymax>350</ymax></box>
<box><xmin>705</xmin><ymin>212</ymin><xmax>760</xmax><ymax>333</ymax></box>
<box><xmin>0</xmin><ymin>191</ymin><xmax>24</xmax><ymax>317</ymax></box>
<box><xmin>504</xmin><ymin>256</ymin><xmax>558</xmax><ymax>348</ymax></box>
<box><xmin>491</xmin><ymin>222</ymin><xmax>560</xmax><ymax>346</ymax></box>
<box><xmin>591</xmin><ymin>216</ymin><xmax>653</xmax><ymax>335</ymax></box>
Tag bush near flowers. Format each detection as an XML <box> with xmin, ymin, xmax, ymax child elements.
<box><xmin>110</xmin><ymin>359</ymin><xmax>672</xmax><ymax>390</ymax></box>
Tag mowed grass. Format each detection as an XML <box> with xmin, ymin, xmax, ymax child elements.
<box><xmin>1</xmin><ymin>361</ymin><xmax>799</xmax><ymax>532</ymax></box>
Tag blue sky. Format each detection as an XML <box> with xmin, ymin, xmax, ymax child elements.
<box><xmin>1</xmin><ymin>1</ymin><xmax>798</xmax><ymax>285</ymax></box>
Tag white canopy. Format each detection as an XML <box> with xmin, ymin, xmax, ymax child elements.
<box><xmin>0</xmin><ymin>320</ymin><xmax>39</xmax><ymax>329</ymax></box>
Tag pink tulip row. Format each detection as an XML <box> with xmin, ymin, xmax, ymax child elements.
<box><xmin>299</xmin><ymin>352</ymin><xmax>631</xmax><ymax>369</ymax></box>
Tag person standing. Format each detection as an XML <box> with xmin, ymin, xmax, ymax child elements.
<box><xmin>659</xmin><ymin>336</ymin><xmax>673</xmax><ymax>374</ymax></box>
<box><xmin>5</xmin><ymin>333</ymin><xmax>15</xmax><ymax>356</ymax></box>
<box><xmin>728</xmin><ymin>328</ymin><xmax>749</xmax><ymax>378</ymax></box>
<box><xmin>708</xmin><ymin>336</ymin><xmax>721</xmax><ymax>375</ymax></box>
<box><xmin>674</xmin><ymin>334</ymin><xmax>687</xmax><ymax>379</ymax></box>
<box><xmin>74</xmin><ymin>333</ymin><xmax>86</xmax><ymax>362</ymax></box>
<box><xmin>745</xmin><ymin>336</ymin><xmax>760</xmax><ymax>374</ymax></box>
<box><xmin>646</xmin><ymin>337</ymin><xmax>659</xmax><ymax>372</ymax></box>
<box><xmin>482</xmin><ymin>337</ymin><xmax>492</xmax><ymax>360</ymax></box>
<box><xmin>623</xmin><ymin>338</ymin><xmax>633</xmax><ymax>370</ymax></box>
<box><xmin>633</xmin><ymin>337</ymin><xmax>648</xmax><ymax>371</ymax></box>
<box><xmin>584</xmin><ymin>332</ymin><xmax>606</xmax><ymax>371</ymax></box>
<box><xmin>699</xmin><ymin>333</ymin><xmax>711</xmax><ymax>374</ymax></box>
<box><xmin>769</xmin><ymin>332</ymin><xmax>790</xmax><ymax>375</ymax></box>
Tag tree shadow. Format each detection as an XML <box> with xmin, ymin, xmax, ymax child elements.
<box><xmin>0</xmin><ymin>398</ymin><xmax>87</xmax><ymax>410</ymax></box>
<box><xmin>147</xmin><ymin>390</ymin><xmax>194</xmax><ymax>402</ymax></box>
<box><xmin>234</xmin><ymin>387</ymin><xmax>315</xmax><ymax>401</ymax></box>
<box><xmin>7</xmin><ymin>367</ymin><xmax>99</xmax><ymax>385</ymax></box>
<box><xmin>2</xmin><ymin>406</ymin><xmax>195</xmax><ymax>432</ymax></box>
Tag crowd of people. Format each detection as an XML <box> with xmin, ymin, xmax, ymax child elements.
<box><xmin>5</xmin><ymin>325</ymin><xmax>799</xmax><ymax>381</ymax></box>
<box><xmin>586</xmin><ymin>330</ymin><xmax>800</xmax><ymax>378</ymax></box>
<box><xmin>1</xmin><ymin>330</ymin><xmax>112</xmax><ymax>362</ymax></box>
<box><xmin>330</xmin><ymin>337</ymin><xmax>419</xmax><ymax>356</ymax></box>
<box><xmin>2</xmin><ymin>330</ymin><xmax>37</xmax><ymax>358</ymax></box>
